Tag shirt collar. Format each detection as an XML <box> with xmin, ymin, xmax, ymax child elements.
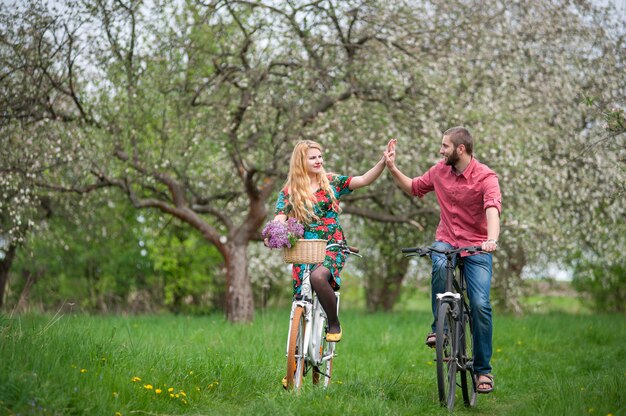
<box><xmin>451</xmin><ymin>157</ymin><xmax>476</xmax><ymax>178</ymax></box>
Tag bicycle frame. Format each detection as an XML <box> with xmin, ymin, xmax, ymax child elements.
<box><xmin>284</xmin><ymin>242</ymin><xmax>359</xmax><ymax>390</ymax></box>
<box><xmin>285</xmin><ymin>264</ymin><xmax>339</xmax><ymax>372</ymax></box>
<box><xmin>402</xmin><ymin>244</ymin><xmax>481</xmax><ymax>409</ymax></box>
<box><xmin>436</xmin><ymin>254</ymin><xmax>471</xmax><ymax>371</ymax></box>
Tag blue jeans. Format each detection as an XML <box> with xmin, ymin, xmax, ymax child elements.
<box><xmin>430</xmin><ymin>241</ymin><xmax>493</xmax><ymax>375</ymax></box>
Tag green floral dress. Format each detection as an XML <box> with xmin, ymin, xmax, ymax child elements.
<box><xmin>274</xmin><ymin>174</ymin><xmax>353</xmax><ymax>296</ymax></box>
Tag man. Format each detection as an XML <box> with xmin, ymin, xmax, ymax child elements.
<box><xmin>384</xmin><ymin>127</ymin><xmax>501</xmax><ymax>394</ymax></box>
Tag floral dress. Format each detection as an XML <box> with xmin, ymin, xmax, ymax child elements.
<box><xmin>274</xmin><ymin>174</ymin><xmax>353</xmax><ymax>296</ymax></box>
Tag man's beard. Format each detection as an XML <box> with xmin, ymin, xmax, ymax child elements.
<box><xmin>445</xmin><ymin>148</ymin><xmax>459</xmax><ymax>166</ymax></box>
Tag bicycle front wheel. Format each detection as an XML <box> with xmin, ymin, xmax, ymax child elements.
<box><xmin>286</xmin><ymin>306</ymin><xmax>305</xmax><ymax>390</ymax></box>
<box><xmin>436</xmin><ymin>301</ymin><xmax>457</xmax><ymax>409</ymax></box>
<box><xmin>460</xmin><ymin>309</ymin><xmax>477</xmax><ymax>407</ymax></box>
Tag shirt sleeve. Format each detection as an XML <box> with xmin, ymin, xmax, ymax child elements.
<box><xmin>411</xmin><ymin>166</ymin><xmax>435</xmax><ymax>197</ymax></box>
<box><xmin>482</xmin><ymin>172</ymin><xmax>502</xmax><ymax>215</ymax></box>
<box><xmin>274</xmin><ymin>189</ymin><xmax>292</xmax><ymax>216</ymax></box>
<box><xmin>331</xmin><ymin>174</ymin><xmax>353</xmax><ymax>199</ymax></box>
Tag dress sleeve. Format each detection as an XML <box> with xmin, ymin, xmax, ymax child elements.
<box><xmin>274</xmin><ymin>189</ymin><xmax>292</xmax><ymax>216</ymax></box>
<box><xmin>330</xmin><ymin>174</ymin><xmax>353</xmax><ymax>199</ymax></box>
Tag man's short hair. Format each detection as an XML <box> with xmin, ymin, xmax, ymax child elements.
<box><xmin>444</xmin><ymin>127</ymin><xmax>473</xmax><ymax>156</ymax></box>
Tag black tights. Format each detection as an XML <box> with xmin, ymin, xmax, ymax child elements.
<box><xmin>310</xmin><ymin>266</ymin><xmax>341</xmax><ymax>334</ymax></box>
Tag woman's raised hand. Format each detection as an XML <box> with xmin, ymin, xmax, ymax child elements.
<box><xmin>384</xmin><ymin>138</ymin><xmax>397</xmax><ymax>168</ymax></box>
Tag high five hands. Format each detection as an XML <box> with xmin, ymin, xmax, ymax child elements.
<box><xmin>384</xmin><ymin>138</ymin><xmax>397</xmax><ymax>169</ymax></box>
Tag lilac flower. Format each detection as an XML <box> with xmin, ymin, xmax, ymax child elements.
<box><xmin>262</xmin><ymin>219</ymin><xmax>304</xmax><ymax>249</ymax></box>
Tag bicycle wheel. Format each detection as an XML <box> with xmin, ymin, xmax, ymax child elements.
<box><xmin>312</xmin><ymin>338</ymin><xmax>333</xmax><ymax>388</ymax></box>
<box><xmin>460</xmin><ymin>309</ymin><xmax>477</xmax><ymax>407</ymax></box>
<box><xmin>436</xmin><ymin>301</ymin><xmax>457</xmax><ymax>409</ymax></box>
<box><xmin>286</xmin><ymin>306</ymin><xmax>305</xmax><ymax>390</ymax></box>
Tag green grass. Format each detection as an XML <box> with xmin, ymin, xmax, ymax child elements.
<box><xmin>0</xmin><ymin>308</ymin><xmax>624</xmax><ymax>416</ymax></box>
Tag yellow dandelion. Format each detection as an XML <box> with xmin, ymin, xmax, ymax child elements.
<box><xmin>170</xmin><ymin>394</ymin><xmax>175</xmax><ymax>398</ymax></box>
<box><xmin>426</xmin><ymin>361</ymin><xmax>433</xmax><ymax>366</ymax></box>
<box><xmin>182</xmin><ymin>399</ymin><xmax>188</xmax><ymax>405</ymax></box>
<box><xmin>180</xmin><ymin>391</ymin><xmax>187</xmax><ymax>397</ymax></box>
<box><xmin>175</xmin><ymin>393</ymin><xmax>180</xmax><ymax>398</ymax></box>
<box><xmin>80</xmin><ymin>369</ymin><xmax>87</xmax><ymax>373</ymax></box>
<box><xmin>496</xmin><ymin>348</ymin><xmax>503</xmax><ymax>353</ymax></box>
<box><xmin>189</xmin><ymin>371</ymin><xmax>194</xmax><ymax>375</ymax></box>
<box><xmin>196</xmin><ymin>387</ymin><xmax>201</xmax><ymax>391</ymax></box>
<box><xmin>144</xmin><ymin>384</ymin><xmax>153</xmax><ymax>390</ymax></box>
<box><xmin>131</xmin><ymin>376</ymin><xmax>141</xmax><ymax>382</ymax></box>
<box><xmin>155</xmin><ymin>389</ymin><xmax>162</xmax><ymax>394</ymax></box>
<box><xmin>115</xmin><ymin>413</ymin><xmax>122</xmax><ymax>416</ymax></box>
<box><xmin>168</xmin><ymin>387</ymin><xmax>174</xmax><ymax>393</ymax></box>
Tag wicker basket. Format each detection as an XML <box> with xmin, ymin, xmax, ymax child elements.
<box><xmin>283</xmin><ymin>239</ymin><xmax>327</xmax><ymax>264</ymax></box>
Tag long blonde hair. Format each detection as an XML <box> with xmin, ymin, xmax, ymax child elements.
<box><xmin>284</xmin><ymin>140</ymin><xmax>339</xmax><ymax>222</ymax></box>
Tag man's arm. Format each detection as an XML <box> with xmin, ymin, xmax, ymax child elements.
<box><xmin>384</xmin><ymin>138</ymin><xmax>414</xmax><ymax>195</ymax></box>
<box><xmin>482</xmin><ymin>207</ymin><xmax>500</xmax><ymax>252</ymax></box>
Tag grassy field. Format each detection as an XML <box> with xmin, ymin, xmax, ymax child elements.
<box><xmin>0</xmin><ymin>304</ymin><xmax>624</xmax><ymax>416</ymax></box>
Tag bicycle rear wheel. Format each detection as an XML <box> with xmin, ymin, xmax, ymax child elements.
<box><xmin>436</xmin><ymin>301</ymin><xmax>457</xmax><ymax>409</ymax></box>
<box><xmin>312</xmin><ymin>338</ymin><xmax>333</xmax><ymax>388</ymax></box>
<box><xmin>286</xmin><ymin>306</ymin><xmax>305</xmax><ymax>390</ymax></box>
<box><xmin>460</xmin><ymin>310</ymin><xmax>477</xmax><ymax>407</ymax></box>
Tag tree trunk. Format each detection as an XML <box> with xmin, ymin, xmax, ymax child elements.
<box><xmin>16</xmin><ymin>269</ymin><xmax>41</xmax><ymax>313</ymax></box>
<box><xmin>0</xmin><ymin>244</ymin><xmax>17</xmax><ymax>308</ymax></box>
<box><xmin>225</xmin><ymin>241</ymin><xmax>254</xmax><ymax>323</ymax></box>
<box><xmin>493</xmin><ymin>243</ymin><xmax>525</xmax><ymax>315</ymax></box>
<box><xmin>364</xmin><ymin>256</ymin><xmax>409</xmax><ymax>312</ymax></box>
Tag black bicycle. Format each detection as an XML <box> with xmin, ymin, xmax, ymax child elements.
<box><xmin>402</xmin><ymin>245</ymin><xmax>483</xmax><ymax>410</ymax></box>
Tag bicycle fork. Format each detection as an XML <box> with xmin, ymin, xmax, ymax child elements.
<box><xmin>436</xmin><ymin>294</ymin><xmax>461</xmax><ymax>365</ymax></box>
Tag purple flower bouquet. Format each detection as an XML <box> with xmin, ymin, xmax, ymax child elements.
<box><xmin>262</xmin><ymin>218</ymin><xmax>305</xmax><ymax>249</ymax></box>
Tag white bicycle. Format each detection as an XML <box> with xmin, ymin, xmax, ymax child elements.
<box><xmin>284</xmin><ymin>240</ymin><xmax>360</xmax><ymax>390</ymax></box>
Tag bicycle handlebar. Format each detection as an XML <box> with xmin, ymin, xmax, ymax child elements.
<box><xmin>401</xmin><ymin>245</ymin><xmax>483</xmax><ymax>258</ymax></box>
<box><xmin>327</xmin><ymin>241</ymin><xmax>361</xmax><ymax>257</ymax></box>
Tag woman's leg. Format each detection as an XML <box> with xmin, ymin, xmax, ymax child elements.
<box><xmin>310</xmin><ymin>265</ymin><xmax>340</xmax><ymax>334</ymax></box>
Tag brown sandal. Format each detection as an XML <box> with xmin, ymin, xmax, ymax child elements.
<box><xmin>476</xmin><ymin>373</ymin><xmax>494</xmax><ymax>394</ymax></box>
<box><xmin>425</xmin><ymin>332</ymin><xmax>436</xmax><ymax>348</ymax></box>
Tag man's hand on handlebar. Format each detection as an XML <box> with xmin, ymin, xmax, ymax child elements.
<box><xmin>481</xmin><ymin>239</ymin><xmax>498</xmax><ymax>252</ymax></box>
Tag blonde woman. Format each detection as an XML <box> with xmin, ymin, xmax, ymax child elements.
<box><xmin>270</xmin><ymin>140</ymin><xmax>390</xmax><ymax>343</ymax></box>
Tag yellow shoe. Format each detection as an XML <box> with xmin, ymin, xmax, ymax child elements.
<box><xmin>326</xmin><ymin>328</ymin><xmax>342</xmax><ymax>343</ymax></box>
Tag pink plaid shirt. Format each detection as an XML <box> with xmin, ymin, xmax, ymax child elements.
<box><xmin>412</xmin><ymin>158</ymin><xmax>501</xmax><ymax>248</ymax></box>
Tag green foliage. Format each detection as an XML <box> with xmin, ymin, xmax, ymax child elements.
<box><xmin>8</xmin><ymin>194</ymin><xmax>153</xmax><ymax>312</ymax></box>
<box><xmin>0</xmin><ymin>309</ymin><xmax>623</xmax><ymax>415</ymax></box>
<box><xmin>2</xmin><ymin>0</ymin><xmax>625</xmax><ymax>316</ymax></box>
<box><xmin>571</xmin><ymin>255</ymin><xmax>626</xmax><ymax>314</ymax></box>
<box><xmin>7</xmin><ymin>194</ymin><xmax>225</xmax><ymax>314</ymax></box>
<box><xmin>147</xmin><ymin>223</ymin><xmax>224</xmax><ymax>314</ymax></box>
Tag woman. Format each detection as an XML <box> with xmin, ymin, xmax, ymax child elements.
<box><xmin>270</xmin><ymin>139</ymin><xmax>389</xmax><ymax>342</ymax></box>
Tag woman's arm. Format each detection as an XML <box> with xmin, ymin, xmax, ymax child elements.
<box><xmin>273</xmin><ymin>214</ymin><xmax>287</xmax><ymax>222</ymax></box>
<box><xmin>349</xmin><ymin>156</ymin><xmax>386</xmax><ymax>190</ymax></box>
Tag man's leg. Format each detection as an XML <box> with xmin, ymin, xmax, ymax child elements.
<box><xmin>429</xmin><ymin>241</ymin><xmax>455</xmax><ymax>334</ymax></box>
<box><xmin>463</xmin><ymin>253</ymin><xmax>494</xmax><ymax>390</ymax></box>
